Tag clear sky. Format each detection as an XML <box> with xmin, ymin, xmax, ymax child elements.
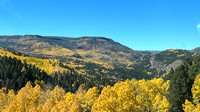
<box><xmin>0</xmin><ymin>0</ymin><xmax>200</xmax><ymax>50</ymax></box>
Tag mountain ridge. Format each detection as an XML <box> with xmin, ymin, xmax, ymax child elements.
<box><xmin>0</xmin><ymin>35</ymin><xmax>142</xmax><ymax>66</ymax></box>
<box><xmin>137</xmin><ymin>50</ymin><xmax>162</xmax><ymax>55</ymax></box>
<box><xmin>0</xmin><ymin>35</ymin><xmax>198</xmax><ymax>53</ymax></box>
<box><xmin>0</xmin><ymin>35</ymin><xmax>199</xmax><ymax>79</ymax></box>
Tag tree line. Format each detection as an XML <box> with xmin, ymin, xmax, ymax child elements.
<box><xmin>0</xmin><ymin>55</ymin><xmax>116</xmax><ymax>93</ymax></box>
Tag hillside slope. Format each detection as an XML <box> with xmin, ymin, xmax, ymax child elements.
<box><xmin>0</xmin><ymin>49</ymin><xmax>65</xmax><ymax>74</ymax></box>
<box><xmin>0</xmin><ymin>35</ymin><xmax>142</xmax><ymax>67</ymax></box>
<box><xmin>132</xmin><ymin>49</ymin><xmax>197</xmax><ymax>77</ymax></box>
<box><xmin>191</xmin><ymin>47</ymin><xmax>200</xmax><ymax>53</ymax></box>
<box><xmin>0</xmin><ymin>35</ymin><xmax>198</xmax><ymax>79</ymax></box>
<box><xmin>0</xmin><ymin>50</ymin><xmax>118</xmax><ymax>92</ymax></box>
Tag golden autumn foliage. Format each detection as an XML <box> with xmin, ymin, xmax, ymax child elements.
<box><xmin>92</xmin><ymin>78</ymin><xmax>170</xmax><ymax>112</ymax></box>
<box><xmin>0</xmin><ymin>78</ymin><xmax>170</xmax><ymax>112</ymax></box>
<box><xmin>183</xmin><ymin>74</ymin><xmax>200</xmax><ymax>112</ymax></box>
<box><xmin>168</xmin><ymin>49</ymin><xmax>179</xmax><ymax>53</ymax></box>
<box><xmin>82</xmin><ymin>87</ymin><xmax>99</xmax><ymax>112</ymax></box>
<box><xmin>0</xmin><ymin>49</ymin><xmax>67</xmax><ymax>74</ymax></box>
<box><xmin>1</xmin><ymin>82</ymin><xmax>42</xmax><ymax>112</ymax></box>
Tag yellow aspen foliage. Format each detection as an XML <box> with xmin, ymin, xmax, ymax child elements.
<box><xmin>51</xmin><ymin>92</ymin><xmax>82</xmax><ymax>112</ymax></box>
<box><xmin>159</xmin><ymin>96</ymin><xmax>170</xmax><ymax>112</ymax></box>
<box><xmin>51</xmin><ymin>100</ymin><xmax>68</xmax><ymax>112</ymax></box>
<box><xmin>113</xmin><ymin>80</ymin><xmax>140</xmax><ymax>112</ymax></box>
<box><xmin>136</xmin><ymin>79</ymin><xmax>152</xmax><ymax>111</ymax></box>
<box><xmin>7</xmin><ymin>90</ymin><xmax>15</xmax><ymax>104</ymax></box>
<box><xmin>65</xmin><ymin>92</ymin><xmax>82</xmax><ymax>112</ymax></box>
<box><xmin>0</xmin><ymin>78</ymin><xmax>171</xmax><ymax>112</ymax></box>
<box><xmin>65</xmin><ymin>92</ymin><xmax>77</xmax><ymax>104</ymax></box>
<box><xmin>183</xmin><ymin>74</ymin><xmax>200</xmax><ymax>111</ymax></box>
<box><xmin>92</xmin><ymin>85</ymin><xmax>118</xmax><ymax>112</ymax></box>
<box><xmin>0</xmin><ymin>49</ymin><xmax>67</xmax><ymax>75</ymax></box>
<box><xmin>42</xmin><ymin>99</ymin><xmax>54</xmax><ymax>112</ymax></box>
<box><xmin>52</xmin><ymin>86</ymin><xmax>66</xmax><ymax>104</ymax></box>
<box><xmin>82</xmin><ymin>87</ymin><xmax>99</xmax><ymax>112</ymax></box>
<box><xmin>194</xmin><ymin>104</ymin><xmax>200</xmax><ymax>112</ymax></box>
<box><xmin>149</xmin><ymin>79</ymin><xmax>170</xmax><ymax>112</ymax></box>
<box><xmin>34</xmin><ymin>80</ymin><xmax>45</xmax><ymax>86</ymax></box>
<box><xmin>75</xmin><ymin>84</ymin><xmax>86</xmax><ymax>101</ymax></box>
<box><xmin>69</xmin><ymin>102</ymin><xmax>82</xmax><ymax>112</ymax></box>
<box><xmin>75</xmin><ymin>84</ymin><xmax>87</xmax><ymax>111</ymax></box>
<box><xmin>92</xmin><ymin>78</ymin><xmax>170</xmax><ymax>112</ymax></box>
<box><xmin>2</xmin><ymin>82</ymin><xmax>42</xmax><ymax>112</ymax></box>
<box><xmin>40</xmin><ymin>89</ymin><xmax>52</xmax><ymax>104</ymax></box>
<box><xmin>0</xmin><ymin>87</ymin><xmax>8</xmax><ymax>111</ymax></box>
<box><xmin>92</xmin><ymin>80</ymin><xmax>140</xmax><ymax>112</ymax></box>
<box><xmin>2</xmin><ymin>90</ymin><xmax>17</xmax><ymax>112</ymax></box>
<box><xmin>183</xmin><ymin>99</ymin><xmax>195</xmax><ymax>112</ymax></box>
<box><xmin>153</xmin><ymin>95</ymin><xmax>170</xmax><ymax>112</ymax></box>
<box><xmin>192</xmin><ymin>74</ymin><xmax>200</xmax><ymax>104</ymax></box>
<box><xmin>51</xmin><ymin>89</ymin><xmax>79</xmax><ymax>112</ymax></box>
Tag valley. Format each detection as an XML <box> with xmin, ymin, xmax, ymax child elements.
<box><xmin>0</xmin><ymin>35</ymin><xmax>198</xmax><ymax>80</ymax></box>
<box><xmin>0</xmin><ymin>35</ymin><xmax>200</xmax><ymax>111</ymax></box>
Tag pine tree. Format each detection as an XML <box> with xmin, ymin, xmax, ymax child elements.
<box><xmin>189</xmin><ymin>54</ymin><xmax>200</xmax><ymax>81</ymax></box>
<box><xmin>167</xmin><ymin>58</ymin><xmax>192</xmax><ymax>112</ymax></box>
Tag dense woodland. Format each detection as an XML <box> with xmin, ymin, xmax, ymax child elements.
<box><xmin>0</xmin><ymin>55</ymin><xmax>117</xmax><ymax>93</ymax></box>
<box><xmin>166</xmin><ymin>55</ymin><xmax>200</xmax><ymax>112</ymax></box>
<box><xmin>1</xmin><ymin>49</ymin><xmax>200</xmax><ymax>111</ymax></box>
<box><xmin>1</xmin><ymin>35</ymin><xmax>196</xmax><ymax>80</ymax></box>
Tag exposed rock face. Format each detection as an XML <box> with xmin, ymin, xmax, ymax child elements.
<box><xmin>150</xmin><ymin>56</ymin><xmax>166</xmax><ymax>70</ymax></box>
<box><xmin>165</xmin><ymin>60</ymin><xmax>183</xmax><ymax>73</ymax></box>
<box><xmin>150</xmin><ymin>56</ymin><xmax>183</xmax><ymax>73</ymax></box>
<box><xmin>132</xmin><ymin>49</ymin><xmax>197</xmax><ymax>78</ymax></box>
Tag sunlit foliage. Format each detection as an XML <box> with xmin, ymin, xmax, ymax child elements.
<box><xmin>183</xmin><ymin>74</ymin><xmax>200</xmax><ymax>112</ymax></box>
<box><xmin>0</xmin><ymin>78</ymin><xmax>170</xmax><ymax>112</ymax></box>
<box><xmin>0</xmin><ymin>49</ymin><xmax>66</xmax><ymax>74</ymax></box>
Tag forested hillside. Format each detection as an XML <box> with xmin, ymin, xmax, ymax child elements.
<box><xmin>1</xmin><ymin>35</ymin><xmax>200</xmax><ymax>111</ymax></box>
<box><xmin>0</xmin><ymin>53</ymin><xmax>117</xmax><ymax>93</ymax></box>
<box><xmin>132</xmin><ymin>49</ymin><xmax>197</xmax><ymax>78</ymax></box>
<box><xmin>1</xmin><ymin>0</ymin><xmax>199</xmax><ymax>111</ymax></box>
<box><xmin>0</xmin><ymin>35</ymin><xmax>142</xmax><ymax>66</ymax></box>
<box><xmin>0</xmin><ymin>48</ymin><xmax>66</xmax><ymax>74</ymax></box>
<box><xmin>0</xmin><ymin>35</ymin><xmax>199</xmax><ymax>80</ymax></box>
<box><xmin>165</xmin><ymin>54</ymin><xmax>200</xmax><ymax>112</ymax></box>
<box><xmin>1</xmin><ymin>50</ymin><xmax>200</xmax><ymax>111</ymax></box>
<box><xmin>191</xmin><ymin>47</ymin><xmax>200</xmax><ymax>53</ymax></box>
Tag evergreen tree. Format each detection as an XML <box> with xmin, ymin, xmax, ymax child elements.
<box><xmin>189</xmin><ymin>54</ymin><xmax>200</xmax><ymax>80</ymax></box>
<box><xmin>167</xmin><ymin>57</ymin><xmax>192</xmax><ymax>112</ymax></box>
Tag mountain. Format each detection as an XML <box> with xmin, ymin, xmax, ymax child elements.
<box><xmin>137</xmin><ymin>50</ymin><xmax>162</xmax><ymax>55</ymax></box>
<box><xmin>131</xmin><ymin>49</ymin><xmax>197</xmax><ymax>77</ymax></box>
<box><xmin>0</xmin><ymin>35</ymin><xmax>198</xmax><ymax>80</ymax></box>
<box><xmin>0</xmin><ymin>49</ymin><xmax>118</xmax><ymax>92</ymax></box>
<box><xmin>0</xmin><ymin>35</ymin><xmax>142</xmax><ymax>66</ymax></box>
<box><xmin>191</xmin><ymin>47</ymin><xmax>200</xmax><ymax>53</ymax></box>
<box><xmin>0</xmin><ymin>35</ymin><xmax>146</xmax><ymax>80</ymax></box>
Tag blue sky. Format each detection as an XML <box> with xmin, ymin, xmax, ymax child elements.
<box><xmin>0</xmin><ymin>0</ymin><xmax>200</xmax><ymax>50</ymax></box>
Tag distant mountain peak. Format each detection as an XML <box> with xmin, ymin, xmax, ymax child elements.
<box><xmin>0</xmin><ymin>35</ymin><xmax>142</xmax><ymax>66</ymax></box>
<box><xmin>22</xmin><ymin>35</ymin><xmax>45</xmax><ymax>39</ymax></box>
<box><xmin>137</xmin><ymin>50</ymin><xmax>162</xmax><ymax>55</ymax></box>
<box><xmin>80</xmin><ymin>36</ymin><xmax>114</xmax><ymax>42</ymax></box>
<box><xmin>192</xmin><ymin>47</ymin><xmax>200</xmax><ymax>53</ymax></box>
